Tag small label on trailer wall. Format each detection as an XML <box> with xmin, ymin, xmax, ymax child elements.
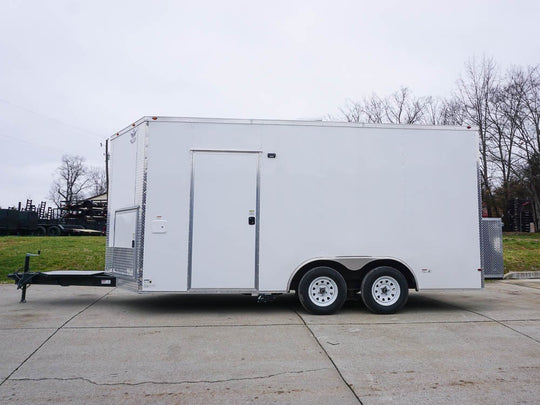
<box><xmin>267</xmin><ymin>153</ymin><xmax>276</xmax><ymax>158</ymax></box>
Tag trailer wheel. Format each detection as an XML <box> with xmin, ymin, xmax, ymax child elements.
<box><xmin>361</xmin><ymin>266</ymin><xmax>408</xmax><ymax>314</ymax></box>
<box><xmin>298</xmin><ymin>266</ymin><xmax>347</xmax><ymax>315</ymax></box>
<box><xmin>47</xmin><ymin>226</ymin><xmax>61</xmax><ymax>236</ymax></box>
<box><xmin>35</xmin><ymin>226</ymin><xmax>47</xmax><ymax>236</ymax></box>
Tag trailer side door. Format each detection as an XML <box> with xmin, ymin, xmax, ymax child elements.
<box><xmin>189</xmin><ymin>151</ymin><xmax>260</xmax><ymax>290</ymax></box>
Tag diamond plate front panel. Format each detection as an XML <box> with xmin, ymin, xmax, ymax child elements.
<box><xmin>106</xmin><ymin>247</ymin><xmax>136</xmax><ymax>278</ymax></box>
<box><xmin>481</xmin><ymin>218</ymin><xmax>504</xmax><ymax>279</ymax></box>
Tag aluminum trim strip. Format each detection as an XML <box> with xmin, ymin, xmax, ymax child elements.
<box><xmin>254</xmin><ymin>152</ymin><xmax>261</xmax><ymax>290</ymax></box>
<box><xmin>477</xmin><ymin>164</ymin><xmax>485</xmax><ymax>287</ymax></box>
<box><xmin>137</xmin><ymin>126</ymin><xmax>149</xmax><ymax>291</ymax></box>
<box><xmin>186</xmin><ymin>288</ymin><xmax>258</xmax><ymax>294</ymax></box>
<box><xmin>190</xmin><ymin>149</ymin><xmax>263</xmax><ymax>153</ymax></box>
<box><xmin>187</xmin><ymin>151</ymin><xmax>195</xmax><ymax>290</ymax></box>
<box><xmin>114</xmin><ymin>206</ymin><xmax>140</xmax><ymax>213</ymax></box>
<box><xmin>112</xmin><ymin>117</ymin><xmax>475</xmax><ymax>137</ymax></box>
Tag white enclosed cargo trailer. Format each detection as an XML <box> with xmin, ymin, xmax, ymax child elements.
<box><xmin>105</xmin><ymin>117</ymin><xmax>483</xmax><ymax>314</ymax></box>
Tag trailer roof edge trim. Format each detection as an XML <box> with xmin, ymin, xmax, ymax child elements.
<box><xmin>111</xmin><ymin>116</ymin><xmax>477</xmax><ymax>139</ymax></box>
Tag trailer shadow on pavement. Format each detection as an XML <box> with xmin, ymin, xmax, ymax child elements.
<box><xmin>11</xmin><ymin>289</ymin><xmax>478</xmax><ymax>316</ymax></box>
<box><xmin>0</xmin><ymin>285</ymin><xmax>524</xmax><ymax>316</ymax></box>
<box><xmin>101</xmin><ymin>292</ymin><xmax>467</xmax><ymax>316</ymax></box>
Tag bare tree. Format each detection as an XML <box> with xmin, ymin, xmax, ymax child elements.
<box><xmin>486</xmin><ymin>71</ymin><xmax>524</xmax><ymax>218</ymax></box>
<box><xmin>456</xmin><ymin>56</ymin><xmax>499</xmax><ymax>216</ymax></box>
<box><xmin>512</xmin><ymin>66</ymin><xmax>540</xmax><ymax>229</ymax></box>
<box><xmin>49</xmin><ymin>155</ymin><xmax>91</xmax><ymax>207</ymax></box>
<box><xmin>409</xmin><ymin>95</ymin><xmax>466</xmax><ymax>126</ymax></box>
<box><xmin>423</xmin><ymin>96</ymin><xmax>441</xmax><ymax>125</ymax></box>
<box><xmin>339</xmin><ymin>94</ymin><xmax>385</xmax><ymax>123</ymax></box>
<box><xmin>384</xmin><ymin>87</ymin><xmax>426</xmax><ymax>124</ymax></box>
<box><xmin>339</xmin><ymin>99</ymin><xmax>364</xmax><ymax>123</ymax></box>
<box><xmin>339</xmin><ymin>87</ymin><xmax>427</xmax><ymax>124</ymax></box>
<box><xmin>362</xmin><ymin>93</ymin><xmax>385</xmax><ymax>123</ymax></box>
<box><xmin>87</xmin><ymin>167</ymin><xmax>107</xmax><ymax>197</ymax></box>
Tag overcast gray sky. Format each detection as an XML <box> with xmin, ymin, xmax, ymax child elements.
<box><xmin>1</xmin><ymin>0</ymin><xmax>539</xmax><ymax>208</ymax></box>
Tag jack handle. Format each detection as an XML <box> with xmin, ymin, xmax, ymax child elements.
<box><xmin>20</xmin><ymin>251</ymin><xmax>40</xmax><ymax>303</ymax></box>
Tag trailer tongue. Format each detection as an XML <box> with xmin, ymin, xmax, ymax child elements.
<box><xmin>7</xmin><ymin>253</ymin><xmax>116</xmax><ymax>303</ymax></box>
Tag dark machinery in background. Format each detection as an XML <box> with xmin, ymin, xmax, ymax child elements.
<box><xmin>504</xmin><ymin>198</ymin><xmax>535</xmax><ymax>233</ymax></box>
<box><xmin>0</xmin><ymin>197</ymin><xmax>107</xmax><ymax>236</ymax></box>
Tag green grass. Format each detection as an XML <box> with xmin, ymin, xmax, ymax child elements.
<box><xmin>502</xmin><ymin>233</ymin><xmax>540</xmax><ymax>273</ymax></box>
<box><xmin>0</xmin><ymin>236</ymin><xmax>105</xmax><ymax>282</ymax></box>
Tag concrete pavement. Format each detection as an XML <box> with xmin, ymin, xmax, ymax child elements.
<box><xmin>0</xmin><ymin>280</ymin><xmax>538</xmax><ymax>404</ymax></box>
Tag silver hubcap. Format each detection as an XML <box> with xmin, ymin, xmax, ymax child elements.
<box><xmin>308</xmin><ymin>276</ymin><xmax>338</xmax><ymax>307</ymax></box>
<box><xmin>372</xmin><ymin>276</ymin><xmax>400</xmax><ymax>306</ymax></box>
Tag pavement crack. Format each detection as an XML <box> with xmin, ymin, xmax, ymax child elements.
<box><xmin>0</xmin><ymin>288</ymin><xmax>115</xmax><ymax>387</ymax></box>
<box><xmin>294</xmin><ymin>309</ymin><xmax>364</xmax><ymax>405</ymax></box>
<box><xmin>422</xmin><ymin>296</ymin><xmax>540</xmax><ymax>344</ymax></box>
<box><xmin>5</xmin><ymin>318</ymin><xmax>540</xmax><ymax>331</ymax></box>
<box><xmin>62</xmin><ymin>323</ymin><xmax>303</xmax><ymax>329</ymax></box>
<box><xmin>9</xmin><ymin>368</ymin><xmax>327</xmax><ymax>386</ymax></box>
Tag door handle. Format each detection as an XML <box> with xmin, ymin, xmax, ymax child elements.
<box><xmin>248</xmin><ymin>216</ymin><xmax>256</xmax><ymax>225</ymax></box>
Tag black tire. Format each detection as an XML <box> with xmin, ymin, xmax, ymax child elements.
<box><xmin>361</xmin><ymin>266</ymin><xmax>408</xmax><ymax>314</ymax></box>
<box><xmin>298</xmin><ymin>266</ymin><xmax>347</xmax><ymax>315</ymax></box>
<box><xmin>34</xmin><ymin>226</ymin><xmax>47</xmax><ymax>236</ymax></box>
<box><xmin>47</xmin><ymin>226</ymin><xmax>61</xmax><ymax>236</ymax></box>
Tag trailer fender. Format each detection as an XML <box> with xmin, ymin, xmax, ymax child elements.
<box><xmin>288</xmin><ymin>256</ymin><xmax>418</xmax><ymax>292</ymax></box>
